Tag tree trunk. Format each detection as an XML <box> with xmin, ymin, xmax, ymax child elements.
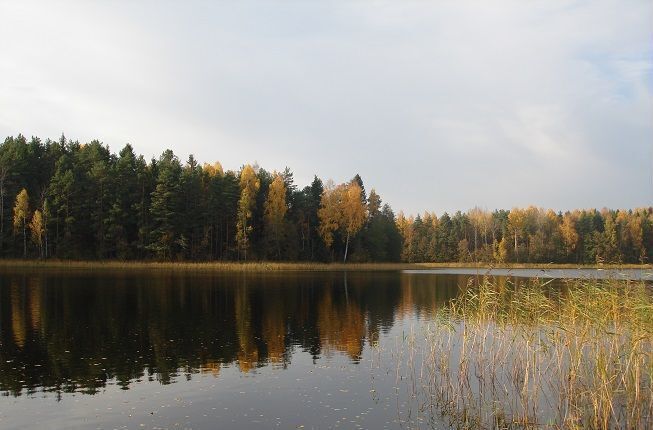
<box><xmin>23</xmin><ymin>221</ymin><xmax>26</xmax><ymax>258</ymax></box>
<box><xmin>514</xmin><ymin>231</ymin><xmax>518</xmax><ymax>261</ymax></box>
<box><xmin>343</xmin><ymin>232</ymin><xmax>350</xmax><ymax>263</ymax></box>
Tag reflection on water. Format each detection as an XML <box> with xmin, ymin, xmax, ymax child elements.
<box><xmin>0</xmin><ymin>270</ymin><xmax>468</xmax><ymax>398</ymax></box>
<box><xmin>2</xmin><ymin>269</ymin><xmax>648</xmax><ymax>429</ymax></box>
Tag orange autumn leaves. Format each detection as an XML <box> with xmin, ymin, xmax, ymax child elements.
<box><xmin>318</xmin><ymin>180</ymin><xmax>367</xmax><ymax>262</ymax></box>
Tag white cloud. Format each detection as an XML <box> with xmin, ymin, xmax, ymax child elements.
<box><xmin>1</xmin><ymin>0</ymin><xmax>651</xmax><ymax>214</ymax></box>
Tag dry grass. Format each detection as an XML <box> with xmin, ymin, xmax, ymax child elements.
<box><xmin>0</xmin><ymin>259</ymin><xmax>648</xmax><ymax>274</ymax></box>
<box><xmin>391</xmin><ymin>277</ymin><xmax>653</xmax><ymax>429</ymax></box>
<box><xmin>0</xmin><ymin>259</ymin><xmax>421</xmax><ymax>272</ymax></box>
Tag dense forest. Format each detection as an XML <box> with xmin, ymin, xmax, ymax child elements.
<box><xmin>1</xmin><ymin>134</ymin><xmax>652</xmax><ymax>264</ymax></box>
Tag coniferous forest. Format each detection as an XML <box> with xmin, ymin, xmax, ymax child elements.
<box><xmin>2</xmin><ymin>134</ymin><xmax>652</xmax><ymax>264</ymax></box>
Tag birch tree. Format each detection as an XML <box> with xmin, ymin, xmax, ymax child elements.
<box><xmin>13</xmin><ymin>188</ymin><xmax>29</xmax><ymax>257</ymax></box>
<box><xmin>264</xmin><ymin>173</ymin><xmax>287</xmax><ymax>259</ymax></box>
<box><xmin>30</xmin><ymin>209</ymin><xmax>44</xmax><ymax>257</ymax></box>
<box><xmin>508</xmin><ymin>208</ymin><xmax>526</xmax><ymax>261</ymax></box>
<box><xmin>236</xmin><ymin>164</ymin><xmax>260</xmax><ymax>260</ymax></box>
<box><xmin>318</xmin><ymin>180</ymin><xmax>367</xmax><ymax>263</ymax></box>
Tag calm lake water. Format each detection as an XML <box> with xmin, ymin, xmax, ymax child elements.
<box><xmin>0</xmin><ymin>267</ymin><xmax>649</xmax><ymax>429</ymax></box>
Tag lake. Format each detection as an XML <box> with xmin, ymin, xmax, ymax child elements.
<box><xmin>0</xmin><ymin>267</ymin><xmax>651</xmax><ymax>429</ymax></box>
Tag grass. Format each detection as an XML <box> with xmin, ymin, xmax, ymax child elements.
<box><xmin>391</xmin><ymin>277</ymin><xmax>653</xmax><ymax>429</ymax></box>
<box><xmin>0</xmin><ymin>259</ymin><xmax>421</xmax><ymax>272</ymax></box>
<box><xmin>0</xmin><ymin>259</ymin><xmax>649</xmax><ymax>273</ymax></box>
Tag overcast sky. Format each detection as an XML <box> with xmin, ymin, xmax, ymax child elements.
<box><xmin>1</xmin><ymin>1</ymin><xmax>651</xmax><ymax>215</ymax></box>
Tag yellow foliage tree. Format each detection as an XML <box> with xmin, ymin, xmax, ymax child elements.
<box><xmin>236</xmin><ymin>165</ymin><xmax>260</xmax><ymax>260</ymax></box>
<box><xmin>395</xmin><ymin>211</ymin><xmax>413</xmax><ymax>262</ymax></box>
<box><xmin>468</xmin><ymin>207</ymin><xmax>486</xmax><ymax>255</ymax></box>
<box><xmin>494</xmin><ymin>237</ymin><xmax>509</xmax><ymax>263</ymax></box>
<box><xmin>341</xmin><ymin>182</ymin><xmax>367</xmax><ymax>262</ymax></box>
<box><xmin>29</xmin><ymin>209</ymin><xmax>44</xmax><ymax>257</ymax></box>
<box><xmin>507</xmin><ymin>207</ymin><xmax>526</xmax><ymax>261</ymax></box>
<box><xmin>264</xmin><ymin>173</ymin><xmax>287</xmax><ymax>259</ymax></box>
<box><xmin>318</xmin><ymin>180</ymin><xmax>367</xmax><ymax>262</ymax></box>
<box><xmin>13</xmin><ymin>188</ymin><xmax>30</xmax><ymax>258</ymax></box>
<box><xmin>203</xmin><ymin>161</ymin><xmax>224</xmax><ymax>177</ymax></box>
<box><xmin>317</xmin><ymin>181</ymin><xmax>341</xmax><ymax>250</ymax></box>
<box><xmin>560</xmin><ymin>212</ymin><xmax>579</xmax><ymax>260</ymax></box>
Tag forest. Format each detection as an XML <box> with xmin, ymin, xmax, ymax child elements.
<box><xmin>1</xmin><ymin>134</ymin><xmax>652</xmax><ymax>264</ymax></box>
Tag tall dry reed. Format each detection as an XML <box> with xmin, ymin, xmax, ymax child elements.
<box><xmin>390</xmin><ymin>277</ymin><xmax>653</xmax><ymax>429</ymax></box>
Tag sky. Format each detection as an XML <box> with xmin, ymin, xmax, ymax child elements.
<box><xmin>1</xmin><ymin>1</ymin><xmax>652</xmax><ymax>215</ymax></box>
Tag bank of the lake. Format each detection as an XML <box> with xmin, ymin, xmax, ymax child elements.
<box><xmin>0</xmin><ymin>259</ymin><xmax>650</xmax><ymax>273</ymax></box>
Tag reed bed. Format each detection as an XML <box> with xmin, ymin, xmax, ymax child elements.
<box><xmin>390</xmin><ymin>277</ymin><xmax>653</xmax><ymax>429</ymax></box>
<box><xmin>0</xmin><ymin>259</ymin><xmax>420</xmax><ymax>272</ymax></box>
<box><xmin>0</xmin><ymin>259</ymin><xmax>648</xmax><ymax>273</ymax></box>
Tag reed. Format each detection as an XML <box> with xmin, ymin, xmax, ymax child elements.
<box><xmin>0</xmin><ymin>259</ymin><xmax>421</xmax><ymax>272</ymax></box>
<box><xmin>391</xmin><ymin>277</ymin><xmax>653</xmax><ymax>429</ymax></box>
<box><xmin>0</xmin><ymin>259</ymin><xmax>649</xmax><ymax>273</ymax></box>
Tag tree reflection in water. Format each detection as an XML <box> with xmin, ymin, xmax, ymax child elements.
<box><xmin>0</xmin><ymin>269</ymin><xmax>462</xmax><ymax>398</ymax></box>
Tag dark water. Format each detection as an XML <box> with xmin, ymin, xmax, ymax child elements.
<box><xmin>0</xmin><ymin>268</ymin><xmax>645</xmax><ymax>429</ymax></box>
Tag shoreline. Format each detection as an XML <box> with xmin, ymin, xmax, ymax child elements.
<box><xmin>0</xmin><ymin>259</ymin><xmax>650</xmax><ymax>272</ymax></box>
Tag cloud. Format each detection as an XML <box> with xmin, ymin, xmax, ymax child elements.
<box><xmin>1</xmin><ymin>0</ymin><xmax>651</xmax><ymax>214</ymax></box>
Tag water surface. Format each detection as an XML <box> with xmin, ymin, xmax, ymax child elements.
<box><xmin>0</xmin><ymin>268</ymin><xmax>647</xmax><ymax>429</ymax></box>
<box><xmin>404</xmin><ymin>267</ymin><xmax>653</xmax><ymax>281</ymax></box>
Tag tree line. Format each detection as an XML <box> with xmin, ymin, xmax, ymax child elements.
<box><xmin>0</xmin><ymin>134</ymin><xmax>401</xmax><ymax>262</ymax></box>
<box><xmin>2</xmin><ymin>134</ymin><xmax>651</xmax><ymax>264</ymax></box>
<box><xmin>397</xmin><ymin>206</ymin><xmax>653</xmax><ymax>264</ymax></box>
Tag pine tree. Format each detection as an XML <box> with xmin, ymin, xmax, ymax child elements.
<box><xmin>149</xmin><ymin>150</ymin><xmax>182</xmax><ymax>259</ymax></box>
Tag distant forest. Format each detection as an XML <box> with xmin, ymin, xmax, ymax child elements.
<box><xmin>1</xmin><ymin>134</ymin><xmax>652</xmax><ymax>264</ymax></box>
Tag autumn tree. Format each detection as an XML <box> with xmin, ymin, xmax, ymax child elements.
<box><xmin>264</xmin><ymin>173</ymin><xmax>287</xmax><ymax>259</ymax></box>
<box><xmin>494</xmin><ymin>237</ymin><xmax>509</xmax><ymax>262</ymax></box>
<box><xmin>317</xmin><ymin>181</ymin><xmax>340</xmax><ymax>251</ymax></box>
<box><xmin>236</xmin><ymin>164</ymin><xmax>260</xmax><ymax>260</ymax></box>
<box><xmin>508</xmin><ymin>208</ymin><xmax>526</xmax><ymax>261</ymax></box>
<box><xmin>13</xmin><ymin>188</ymin><xmax>30</xmax><ymax>257</ymax></box>
<box><xmin>341</xmin><ymin>182</ymin><xmax>367</xmax><ymax>262</ymax></box>
<box><xmin>30</xmin><ymin>209</ymin><xmax>44</xmax><ymax>257</ymax></box>
<box><xmin>318</xmin><ymin>180</ymin><xmax>367</xmax><ymax>263</ymax></box>
<box><xmin>2</xmin><ymin>133</ymin><xmax>653</xmax><ymax>264</ymax></box>
<box><xmin>395</xmin><ymin>212</ymin><xmax>413</xmax><ymax>262</ymax></box>
<box><xmin>468</xmin><ymin>207</ymin><xmax>484</xmax><ymax>256</ymax></box>
<box><xmin>560</xmin><ymin>212</ymin><xmax>579</xmax><ymax>261</ymax></box>
<box><xmin>1</xmin><ymin>135</ymin><xmax>32</xmax><ymax>254</ymax></box>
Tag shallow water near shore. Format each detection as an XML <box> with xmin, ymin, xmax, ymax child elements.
<box><xmin>0</xmin><ymin>268</ymin><xmax>650</xmax><ymax>429</ymax></box>
<box><xmin>404</xmin><ymin>266</ymin><xmax>653</xmax><ymax>281</ymax></box>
